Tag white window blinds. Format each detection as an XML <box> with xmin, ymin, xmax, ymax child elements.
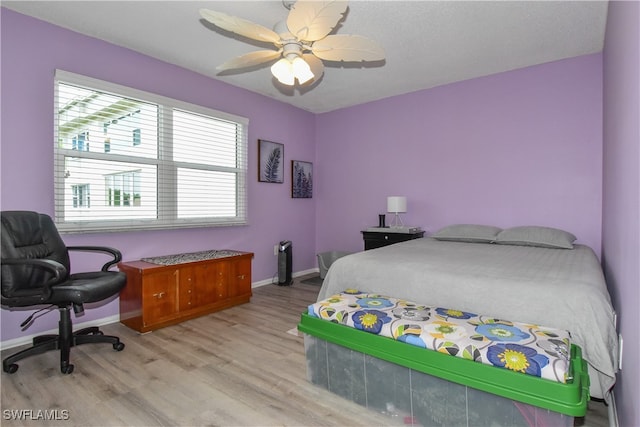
<box><xmin>54</xmin><ymin>70</ymin><xmax>248</xmax><ymax>233</ymax></box>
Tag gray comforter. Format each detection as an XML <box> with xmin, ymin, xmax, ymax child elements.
<box><xmin>318</xmin><ymin>238</ymin><xmax>618</xmax><ymax>400</ymax></box>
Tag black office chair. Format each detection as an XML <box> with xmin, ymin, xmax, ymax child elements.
<box><xmin>1</xmin><ymin>211</ymin><xmax>126</xmax><ymax>374</ymax></box>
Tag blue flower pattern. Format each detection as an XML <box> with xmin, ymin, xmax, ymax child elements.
<box><xmin>308</xmin><ymin>291</ymin><xmax>571</xmax><ymax>383</ymax></box>
<box><xmin>475</xmin><ymin>324</ymin><xmax>530</xmax><ymax>342</ymax></box>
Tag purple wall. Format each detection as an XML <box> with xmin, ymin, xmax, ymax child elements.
<box><xmin>1</xmin><ymin>9</ymin><xmax>316</xmax><ymax>341</ymax></box>
<box><xmin>603</xmin><ymin>2</ymin><xmax>640</xmax><ymax>426</ymax></box>
<box><xmin>315</xmin><ymin>54</ymin><xmax>603</xmax><ymax>255</ymax></box>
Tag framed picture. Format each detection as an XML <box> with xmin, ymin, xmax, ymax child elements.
<box><xmin>258</xmin><ymin>139</ymin><xmax>284</xmax><ymax>183</ymax></box>
<box><xmin>291</xmin><ymin>160</ymin><xmax>313</xmax><ymax>198</ymax></box>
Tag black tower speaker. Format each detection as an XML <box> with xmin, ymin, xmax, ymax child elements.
<box><xmin>278</xmin><ymin>240</ymin><xmax>292</xmax><ymax>285</ymax></box>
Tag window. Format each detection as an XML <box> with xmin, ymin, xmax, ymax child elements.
<box><xmin>132</xmin><ymin>128</ymin><xmax>141</xmax><ymax>146</ymax></box>
<box><xmin>72</xmin><ymin>131</ymin><xmax>89</xmax><ymax>151</ymax></box>
<box><xmin>54</xmin><ymin>70</ymin><xmax>248</xmax><ymax>233</ymax></box>
<box><xmin>106</xmin><ymin>171</ymin><xmax>141</xmax><ymax>206</ymax></box>
<box><xmin>71</xmin><ymin>184</ymin><xmax>90</xmax><ymax>208</ymax></box>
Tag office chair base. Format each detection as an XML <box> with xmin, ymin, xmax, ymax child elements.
<box><xmin>2</xmin><ymin>307</ymin><xmax>125</xmax><ymax>374</ymax></box>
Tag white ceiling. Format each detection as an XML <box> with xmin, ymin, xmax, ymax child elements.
<box><xmin>3</xmin><ymin>1</ymin><xmax>608</xmax><ymax>113</ymax></box>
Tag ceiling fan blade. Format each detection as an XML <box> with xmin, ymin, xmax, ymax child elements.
<box><xmin>216</xmin><ymin>50</ymin><xmax>282</xmax><ymax>72</ymax></box>
<box><xmin>200</xmin><ymin>9</ymin><xmax>281</xmax><ymax>45</ymax></box>
<box><xmin>302</xmin><ymin>54</ymin><xmax>325</xmax><ymax>82</ymax></box>
<box><xmin>287</xmin><ymin>1</ymin><xmax>348</xmax><ymax>42</ymax></box>
<box><xmin>311</xmin><ymin>34</ymin><xmax>385</xmax><ymax>62</ymax></box>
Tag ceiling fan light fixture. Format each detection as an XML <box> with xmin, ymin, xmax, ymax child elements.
<box><xmin>271</xmin><ymin>56</ymin><xmax>314</xmax><ymax>86</ymax></box>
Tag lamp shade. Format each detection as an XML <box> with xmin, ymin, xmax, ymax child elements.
<box><xmin>291</xmin><ymin>57</ymin><xmax>314</xmax><ymax>84</ymax></box>
<box><xmin>271</xmin><ymin>58</ymin><xmax>295</xmax><ymax>85</ymax></box>
<box><xmin>387</xmin><ymin>196</ymin><xmax>407</xmax><ymax>213</ymax></box>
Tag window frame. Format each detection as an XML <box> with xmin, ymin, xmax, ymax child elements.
<box><xmin>54</xmin><ymin>70</ymin><xmax>249</xmax><ymax>234</ymax></box>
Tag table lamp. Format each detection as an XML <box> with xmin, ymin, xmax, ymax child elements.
<box><xmin>387</xmin><ymin>196</ymin><xmax>406</xmax><ymax>228</ymax></box>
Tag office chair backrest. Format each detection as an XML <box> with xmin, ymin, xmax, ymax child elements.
<box><xmin>1</xmin><ymin>211</ymin><xmax>70</xmax><ymax>299</ymax></box>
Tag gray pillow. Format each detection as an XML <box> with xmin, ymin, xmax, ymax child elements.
<box><xmin>432</xmin><ymin>224</ymin><xmax>502</xmax><ymax>243</ymax></box>
<box><xmin>495</xmin><ymin>226</ymin><xmax>576</xmax><ymax>249</ymax></box>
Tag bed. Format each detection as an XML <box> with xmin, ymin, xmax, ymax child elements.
<box><xmin>317</xmin><ymin>225</ymin><xmax>618</xmax><ymax>401</ymax></box>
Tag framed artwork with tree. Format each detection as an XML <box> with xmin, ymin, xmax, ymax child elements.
<box><xmin>258</xmin><ymin>139</ymin><xmax>284</xmax><ymax>183</ymax></box>
<box><xmin>291</xmin><ymin>160</ymin><xmax>312</xmax><ymax>198</ymax></box>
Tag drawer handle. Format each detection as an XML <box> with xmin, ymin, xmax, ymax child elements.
<box><xmin>384</xmin><ymin>235</ymin><xmax>388</xmax><ymax>240</ymax></box>
<box><xmin>152</xmin><ymin>292</ymin><xmax>165</xmax><ymax>299</ymax></box>
<box><xmin>238</xmin><ymin>274</ymin><xmax>245</xmax><ymax>280</ymax></box>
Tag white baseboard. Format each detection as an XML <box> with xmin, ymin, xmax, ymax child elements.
<box><xmin>0</xmin><ymin>314</ymin><xmax>121</xmax><ymax>351</ymax></box>
<box><xmin>294</xmin><ymin>268</ymin><xmax>320</xmax><ymax>277</ymax></box>
<box><xmin>252</xmin><ymin>268</ymin><xmax>319</xmax><ymax>288</ymax></box>
<box><xmin>2</xmin><ymin>269</ymin><xmax>321</xmax><ymax>349</ymax></box>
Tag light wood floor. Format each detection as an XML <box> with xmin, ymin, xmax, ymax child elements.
<box><xmin>1</xmin><ymin>275</ymin><xmax>610</xmax><ymax>426</ymax></box>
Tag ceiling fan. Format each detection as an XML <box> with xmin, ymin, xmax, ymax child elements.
<box><xmin>199</xmin><ymin>0</ymin><xmax>385</xmax><ymax>86</ymax></box>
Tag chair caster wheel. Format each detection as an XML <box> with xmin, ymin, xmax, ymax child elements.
<box><xmin>61</xmin><ymin>364</ymin><xmax>74</xmax><ymax>374</ymax></box>
<box><xmin>113</xmin><ymin>342</ymin><xmax>125</xmax><ymax>351</ymax></box>
<box><xmin>4</xmin><ymin>363</ymin><xmax>19</xmax><ymax>374</ymax></box>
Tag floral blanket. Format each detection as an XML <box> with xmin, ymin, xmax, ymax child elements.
<box><xmin>308</xmin><ymin>290</ymin><xmax>572</xmax><ymax>383</ymax></box>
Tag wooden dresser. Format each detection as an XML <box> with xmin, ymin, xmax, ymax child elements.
<box><xmin>118</xmin><ymin>250</ymin><xmax>253</xmax><ymax>332</ymax></box>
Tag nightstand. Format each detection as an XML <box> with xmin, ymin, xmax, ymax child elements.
<box><xmin>361</xmin><ymin>229</ymin><xmax>425</xmax><ymax>250</ymax></box>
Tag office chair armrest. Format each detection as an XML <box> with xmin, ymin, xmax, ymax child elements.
<box><xmin>1</xmin><ymin>258</ymin><xmax>68</xmax><ymax>298</ymax></box>
<box><xmin>66</xmin><ymin>246</ymin><xmax>123</xmax><ymax>272</ymax></box>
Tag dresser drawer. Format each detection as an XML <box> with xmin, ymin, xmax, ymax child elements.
<box><xmin>361</xmin><ymin>230</ymin><xmax>425</xmax><ymax>250</ymax></box>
